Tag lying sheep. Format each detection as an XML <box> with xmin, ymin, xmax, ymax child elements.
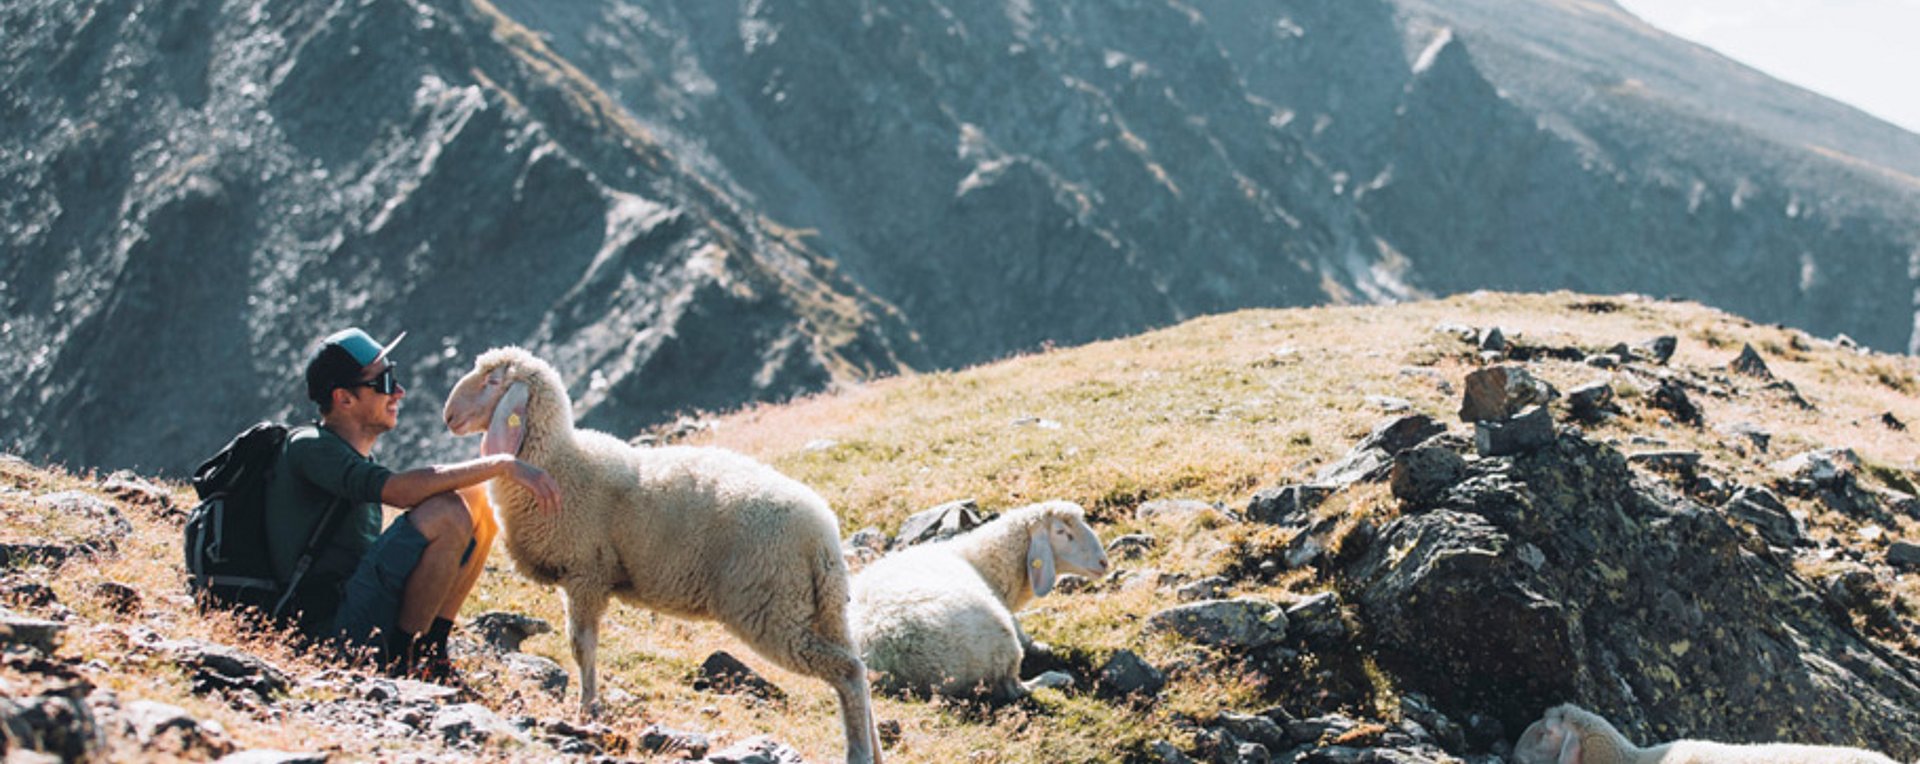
<box><xmin>850</xmin><ymin>501</ymin><xmax>1110</xmax><ymax>701</ymax></box>
<box><xmin>1515</xmin><ymin>703</ymin><xmax>1899</xmax><ymax>764</ymax></box>
<box><xmin>443</xmin><ymin>348</ymin><xmax>880</xmax><ymax>764</ymax></box>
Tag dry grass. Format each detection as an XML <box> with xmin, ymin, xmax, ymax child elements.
<box><xmin>5</xmin><ymin>291</ymin><xmax>1919</xmax><ymax>762</ymax></box>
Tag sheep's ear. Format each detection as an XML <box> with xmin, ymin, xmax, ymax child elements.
<box><xmin>1026</xmin><ymin>522</ymin><xmax>1057</xmax><ymax>598</ymax></box>
<box><xmin>482</xmin><ymin>381</ymin><xmax>531</xmax><ymax>457</ymax></box>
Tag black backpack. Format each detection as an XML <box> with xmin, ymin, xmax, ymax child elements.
<box><xmin>183</xmin><ymin>422</ymin><xmax>345</xmax><ymax>620</ymax></box>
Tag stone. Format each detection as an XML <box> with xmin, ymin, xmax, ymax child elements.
<box><xmin>1283</xmin><ymin>592</ymin><xmax>1349</xmax><ymax>648</ymax></box>
<box><xmin>0</xmin><ymin>690</ymin><xmax>98</xmax><ymax>762</ymax></box>
<box><xmin>1235</xmin><ymin>742</ymin><xmax>1271</xmax><ymax>764</ymax></box>
<box><xmin>1214</xmin><ymin>711</ymin><xmax>1288</xmax><ymax>750</ymax></box>
<box><xmin>1882</xmin><ymin>412</ymin><xmax>1907</xmax><ymax>431</ymax></box>
<box><xmin>1390</xmin><ymin>446</ymin><xmax>1467</xmax><ymax>505</ymax></box>
<box><xmin>1136</xmin><ymin>499</ymin><xmax>1230</xmax><ymax>524</ymax></box>
<box><xmin>1459</xmin><ymin>366</ymin><xmax>1554</xmax><ymax>423</ymax></box>
<box><xmin>704</xmin><ymin>736</ymin><xmax>808</xmax><ymax>764</ymax></box>
<box><xmin>1649</xmin><ymin>378</ymin><xmax>1702</xmax><ymax>426</ymax></box>
<box><xmin>1473</xmin><ymin>405</ymin><xmax>1555</xmax><ymax>457</ymax></box>
<box><xmin>1717</xmin><ymin>422</ymin><xmax>1771</xmax><ymax>453</ymax></box>
<box><xmin>502</xmin><ymin>653</ymin><xmax>569</xmax><ymax>697</ymax></box>
<box><xmin>893</xmin><ymin>499</ymin><xmax>984</xmax><ymax>548</ymax></box>
<box><xmin>1366</xmin><ymin>395</ymin><xmax>1412</xmax><ymax>413</ymax></box>
<box><xmin>1626</xmin><ymin>451</ymin><xmax>1702</xmax><ymax>473</ymax></box>
<box><xmin>1246</xmin><ymin>484</ymin><xmax>1334</xmax><ymax>525</ymax></box>
<box><xmin>1147</xmin><ymin>740</ymin><xmax>1198</xmax><ymax>764</ymax></box>
<box><xmin>469</xmin><ymin>611</ymin><xmax>553</xmax><ymax>653</ymax></box>
<box><xmin>121</xmin><ymin>699</ymin><xmax>232</xmax><ymax>758</ymax></box>
<box><xmin>1145</xmin><ymin>598</ymin><xmax>1287</xmax><ymax>650</ymax></box>
<box><xmin>1107</xmin><ymin>534</ymin><xmax>1158</xmax><ymax>560</ymax></box>
<box><xmin>1567</xmin><ymin>380</ymin><xmax>1614</xmax><ymax>421</ymax></box>
<box><xmin>694</xmin><ymin>651</ymin><xmax>785</xmax><ymax>702</ymax></box>
<box><xmin>1176</xmin><ymin>576</ymin><xmax>1230</xmax><ymax>602</ymax></box>
<box><xmin>429</xmin><ymin>703</ymin><xmax>525</xmax><ymax>746</ymax></box>
<box><xmin>1730</xmin><ymin>343</ymin><xmax>1772</xmax><ymax>378</ymax></box>
<box><xmin>1637</xmin><ymin>336</ymin><xmax>1678</xmax><ymax>365</ymax></box>
<box><xmin>1771</xmin><ymin>448</ymin><xmax>1860</xmax><ymax>489</ymax></box>
<box><xmin>1584</xmin><ymin>354</ymin><xmax>1619</xmax><ymax>369</ymax></box>
<box><xmin>639</xmin><ymin>723</ymin><xmax>712</xmax><ymax>759</ymax></box>
<box><xmin>1723</xmin><ymin>488</ymin><xmax>1805</xmax><ymax>547</ymax></box>
<box><xmin>0</xmin><ymin>611</ymin><xmax>66</xmax><ymax>654</ymax></box>
<box><xmin>1094</xmin><ymin>649</ymin><xmax>1166</xmax><ymax>701</ymax></box>
<box><xmin>1480</xmin><ymin>327</ymin><xmax>1507</xmax><ymax>353</ymax></box>
<box><xmin>1888</xmin><ymin>542</ymin><xmax>1920</xmax><ymax>569</ymax></box>
<box><xmin>1316</xmin><ymin>415</ymin><xmax>1448</xmax><ymax>486</ymax></box>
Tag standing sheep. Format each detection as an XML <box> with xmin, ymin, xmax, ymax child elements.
<box><xmin>850</xmin><ymin>501</ymin><xmax>1110</xmax><ymax>701</ymax></box>
<box><xmin>1514</xmin><ymin>703</ymin><xmax>1899</xmax><ymax>764</ymax></box>
<box><xmin>442</xmin><ymin>347</ymin><xmax>880</xmax><ymax>764</ymax></box>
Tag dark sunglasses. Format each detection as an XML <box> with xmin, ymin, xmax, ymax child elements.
<box><xmin>343</xmin><ymin>365</ymin><xmax>402</xmax><ymax>395</ymax></box>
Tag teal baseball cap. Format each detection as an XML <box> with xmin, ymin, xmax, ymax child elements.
<box><xmin>306</xmin><ymin>327</ymin><xmax>407</xmax><ymax>404</ymax></box>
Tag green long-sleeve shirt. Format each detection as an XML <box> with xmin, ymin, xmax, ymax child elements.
<box><xmin>262</xmin><ymin>424</ymin><xmax>392</xmax><ymax>586</ymax></box>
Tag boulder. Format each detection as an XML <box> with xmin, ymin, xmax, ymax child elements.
<box><xmin>1146</xmin><ymin>598</ymin><xmax>1288</xmax><ymax>650</ymax></box>
<box><xmin>893</xmin><ymin>499</ymin><xmax>984</xmax><ymax>548</ymax></box>
<box><xmin>1636</xmin><ymin>336</ymin><xmax>1678</xmax><ymax>365</ymax></box>
<box><xmin>1316</xmin><ymin>415</ymin><xmax>1448</xmax><ymax>487</ymax></box>
<box><xmin>1390</xmin><ymin>446</ymin><xmax>1467</xmax><ymax>505</ymax></box>
<box><xmin>1472</xmin><ymin>405</ymin><xmax>1554</xmax><ymax>457</ymax></box>
<box><xmin>1095</xmin><ymin>649</ymin><xmax>1166</xmax><ymax>701</ymax></box>
<box><xmin>1458</xmin><ymin>367</ymin><xmax>1554</xmax><ymax>423</ymax></box>
<box><xmin>1283</xmin><ymin>592</ymin><xmax>1350</xmax><ymax>649</ymax></box>
<box><xmin>1567</xmin><ymin>380</ymin><xmax>1614</xmax><ymax>421</ymax></box>
<box><xmin>1722</xmin><ymin>488</ymin><xmax>1805</xmax><ymax>547</ymax></box>
<box><xmin>1729</xmin><ymin>344</ymin><xmax>1772</xmax><ymax>379</ymax></box>
<box><xmin>469</xmin><ymin>611</ymin><xmax>553</xmax><ymax>653</ymax></box>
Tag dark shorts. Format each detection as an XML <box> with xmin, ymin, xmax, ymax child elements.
<box><xmin>330</xmin><ymin>514</ymin><xmax>475</xmax><ymax>647</ymax></box>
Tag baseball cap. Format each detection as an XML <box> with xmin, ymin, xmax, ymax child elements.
<box><xmin>305</xmin><ymin>328</ymin><xmax>407</xmax><ymax>404</ymax></box>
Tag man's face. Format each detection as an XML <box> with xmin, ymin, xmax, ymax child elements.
<box><xmin>344</xmin><ymin>359</ymin><xmax>406</xmax><ymax>432</ymax></box>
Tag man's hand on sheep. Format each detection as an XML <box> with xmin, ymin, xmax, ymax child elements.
<box><xmin>503</xmin><ymin>458</ymin><xmax>561</xmax><ymax>514</ymax></box>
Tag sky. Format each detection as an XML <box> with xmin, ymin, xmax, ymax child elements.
<box><xmin>1613</xmin><ymin>0</ymin><xmax>1920</xmax><ymax>135</ymax></box>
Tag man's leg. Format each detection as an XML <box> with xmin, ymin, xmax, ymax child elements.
<box><xmin>395</xmin><ymin>491</ymin><xmax>475</xmax><ymax>637</ymax></box>
<box><xmin>434</xmin><ymin>486</ymin><xmax>498</xmax><ymax>621</ymax></box>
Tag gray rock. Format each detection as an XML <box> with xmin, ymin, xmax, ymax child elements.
<box><xmin>503</xmin><ymin>652</ymin><xmax>569</xmax><ymax>697</ymax></box>
<box><xmin>1107</xmin><ymin>534</ymin><xmax>1158</xmax><ymax>560</ymax></box>
<box><xmin>470</xmin><ymin>611</ymin><xmax>553</xmax><ymax>653</ymax></box>
<box><xmin>0</xmin><ymin>690</ymin><xmax>99</xmax><ymax>762</ymax></box>
<box><xmin>703</xmin><ymin>735</ymin><xmax>808</xmax><ymax>764</ymax></box>
<box><xmin>1568</xmin><ymin>380</ymin><xmax>1614</xmax><ymax>421</ymax></box>
<box><xmin>1637</xmin><ymin>336</ymin><xmax>1678</xmax><ymax>365</ymax></box>
<box><xmin>1283</xmin><ymin>592</ymin><xmax>1349</xmax><ymax>648</ymax></box>
<box><xmin>430</xmin><ymin>703</ymin><xmax>525</xmax><ymax>746</ymax></box>
<box><xmin>1400</xmin><ymin>693</ymin><xmax>1466</xmax><ymax>753</ymax></box>
<box><xmin>1730</xmin><ymin>343</ymin><xmax>1773</xmax><ymax>378</ymax></box>
<box><xmin>1094</xmin><ymin>649</ymin><xmax>1166</xmax><ymax>701</ymax></box>
<box><xmin>1718</xmin><ymin>422</ymin><xmax>1772</xmax><ymax>453</ymax></box>
<box><xmin>695</xmin><ymin>651</ymin><xmax>785</xmax><ymax>702</ymax></box>
<box><xmin>1771</xmin><ymin>448</ymin><xmax>1860</xmax><ymax>488</ymax></box>
<box><xmin>1176</xmin><ymin>576</ymin><xmax>1230</xmax><ymax>602</ymax></box>
<box><xmin>640</xmin><ymin>722</ymin><xmax>713</xmax><ymax>759</ymax></box>
<box><xmin>214</xmin><ymin>751</ymin><xmax>329</xmax><ymax>764</ymax></box>
<box><xmin>1246</xmin><ymin>484</ymin><xmax>1335</xmax><ymax>526</ymax></box>
<box><xmin>1626</xmin><ymin>451</ymin><xmax>1702</xmax><ymax>473</ymax></box>
<box><xmin>1888</xmin><ymin>542</ymin><xmax>1920</xmax><ymax>569</ymax></box>
<box><xmin>843</xmin><ymin>527</ymin><xmax>888</xmax><ymax>554</ymax></box>
<box><xmin>893</xmin><ymin>499</ymin><xmax>984</xmax><ymax>548</ymax></box>
<box><xmin>1723</xmin><ymin>488</ymin><xmax>1806</xmax><ymax>547</ymax></box>
<box><xmin>1214</xmin><ymin>711</ymin><xmax>1288</xmax><ymax>750</ymax></box>
<box><xmin>166</xmin><ymin>640</ymin><xmax>289</xmax><ymax>699</ymax></box>
<box><xmin>1473</xmin><ymin>405</ymin><xmax>1555</xmax><ymax>457</ymax></box>
<box><xmin>0</xmin><ymin>610</ymin><xmax>66</xmax><ymax>654</ymax></box>
<box><xmin>1136</xmin><ymin>499</ymin><xmax>1231</xmax><ymax>524</ymax></box>
<box><xmin>357</xmin><ymin>676</ymin><xmax>462</xmax><ymax>705</ymax></box>
<box><xmin>1650</xmin><ymin>378</ymin><xmax>1702</xmax><ymax>426</ymax></box>
<box><xmin>100</xmin><ymin>475</ymin><xmax>175</xmax><ymax>513</ymax></box>
<box><xmin>1390</xmin><ymin>446</ymin><xmax>1467</xmax><ymax>505</ymax></box>
<box><xmin>1316</xmin><ymin>415</ymin><xmax>1448</xmax><ymax>487</ymax></box>
<box><xmin>1147</xmin><ymin>740</ymin><xmax>1198</xmax><ymax>764</ymax></box>
<box><xmin>1479</xmin><ymin>327</ymin><xmax>1508</xmax><ymax>353</ymax></box>
<box><xmin>1145</xmin><ymin>598</ymin><xmax>1287</xmax><ymax>650</ymax></box>
<box><xmin>1235</xmin><ymin>742</ymin><xmax>1271</xmax><ymax>764</ymax></box>
<box><xmin>1585</xmin><ymin>354</ymin><xmax>1619</xmax><ymax>369</ymax></box>
<box><xmin>1459</xmin><ymin>366</ymin><xmax>1554</xmax><ymax>423</ymax></box>
<box><xmin>120</xmin><ymin>699</ymin><xmax>232</xmax><ymax>757</ymax></box>
<box><xmin>1285</xmin><ymin>714</ymin><xmax>1362</xmax><ymax>746</ymax></box>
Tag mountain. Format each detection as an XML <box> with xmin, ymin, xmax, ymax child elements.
<box><xmin>5</xmin><ymin>0</ymin><xmax>1919</xmax><ymax>475</ymax></box>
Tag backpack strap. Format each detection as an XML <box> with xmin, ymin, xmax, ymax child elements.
<box><xmin>271</xmin><ymin>493</ymin><xmax>353</xmax><ymax>620</ymax></box>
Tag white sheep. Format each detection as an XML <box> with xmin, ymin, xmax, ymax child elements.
<box><xmin>1514</xmin><ymin>703</ymin><xmax>1900</xmax><ymax>764</ymax></box>
<box><xmin>442</xmin><ymin>347</ymin><xmax>880</xmax><ymax>764</ymax></box>
<box><xmin>849</xmin><ymin>501</ymin><xmax>1111</xmax><ymax>701</ymax></box>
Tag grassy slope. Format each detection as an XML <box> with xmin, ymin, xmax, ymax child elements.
<box><xmin>4</xmin><ymin>291</ymin><xmax>1917</xmax><ymax>762</ymax></box>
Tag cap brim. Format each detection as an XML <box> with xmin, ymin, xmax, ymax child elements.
<box><xmin>371</xmin><ymin>331</ymin><xmax>407</xmax><ymax>365</ymax></box>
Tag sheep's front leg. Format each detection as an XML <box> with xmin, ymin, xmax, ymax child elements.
<box><xmin>564</xmin><ymin>586</ymin><xmax>610</xmax><ymax>718</ymax></box>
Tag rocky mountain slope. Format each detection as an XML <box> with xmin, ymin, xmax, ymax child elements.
<box><xmin>2</xmin><ymin>293</ymin><xmax>1918</xmax><ymax>762</ymax></box>
<box><xmin>7</xmin><ymin>0</ymin><xmax>1920</xmax><ymax>477</ymax></box>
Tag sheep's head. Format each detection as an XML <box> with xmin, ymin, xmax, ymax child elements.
<box><xmin>1025</xmin><ymin>501</ymin><xmax>1111</xmax><ymax>598</ymax></box>
<box><xmin>444</xmin><ymin>347</ymin><xmax>570</xmax><ymax>456</ymax></box>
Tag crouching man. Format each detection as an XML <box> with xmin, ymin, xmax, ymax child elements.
<box><xmin>265</xmin><ymin>327</ymin><xmax>560</xmax><ymax>681</ymax></box>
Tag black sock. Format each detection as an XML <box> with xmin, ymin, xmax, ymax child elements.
<box><xmin>426</xmin><ymin>617</ymin><xmax>454</xmax><ymax>649</ymax></box>
<box><xmin>383</xmin><ymin>629</ymin><xmax>417</xmax><ymax>669</ymax></box>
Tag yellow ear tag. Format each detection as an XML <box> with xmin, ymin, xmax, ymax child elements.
<box><xmin>1032</xmin><ymin>560</ymin><xmax>1042</xmax><ymax>568</ymax></box>
<box><xmin>508</xmin><ymin>413</ymin><xmax>522</xmax><ymax>429</ymax></box>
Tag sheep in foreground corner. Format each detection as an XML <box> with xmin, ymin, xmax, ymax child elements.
<box><xmin>443</xmin><ymin>347</ymin><xmax>880</xmax><ymax>764</ymax></box>
<box><xmin>850</xmin><ymin>501</ymin><xmax>1111</xmax><ymax>701</ymax></box>
<box><xmin>1514</xmin><ymin>703</ymin><xmax>1899</xmax><ymax>764</ymax></box>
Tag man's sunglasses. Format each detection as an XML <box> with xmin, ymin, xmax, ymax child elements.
<box><xmin>343</xmin><ymin>365</ymin><xmax>402</xmax><ymax>395</ymax></box>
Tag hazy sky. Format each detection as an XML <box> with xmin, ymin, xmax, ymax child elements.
<box><xmin>1614</xmin><ymin>0</ymin><xmax>1920</xmax><ymax>135</ymax></box>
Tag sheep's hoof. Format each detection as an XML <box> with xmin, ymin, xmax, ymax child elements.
<box><xmin>1022</xmin><ymin>671</ymin><xmax>1074</xmax><ymax>692</ymax></box>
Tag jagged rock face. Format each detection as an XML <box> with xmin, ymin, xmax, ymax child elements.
<box><xmin>1347</xmin><ymin>434</ymin><xmax>1920</xmax><ymax>756</ymax></box>
<box><xmin>0</xmin><ymin>0</ymin><xmax>916</xmax><ymax>473</ymax></box>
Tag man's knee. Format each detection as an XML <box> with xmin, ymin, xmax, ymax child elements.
<box><xmin>408</xmin><ymin>492</ymin><xmax>475</xmax><ymax>542</ymax></box>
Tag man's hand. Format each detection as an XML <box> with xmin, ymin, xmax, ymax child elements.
<box><xmin>507</xmin><ymin>459</ymin><xmax>562</xmax><ymax>514</ymax></box>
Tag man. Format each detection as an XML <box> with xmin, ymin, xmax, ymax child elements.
<box><xmin>264</xmin><ymin>327</ymin><xmax>560</xmax><ymax>679</ymax></box>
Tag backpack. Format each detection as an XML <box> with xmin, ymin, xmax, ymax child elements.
<box><xmin>183</xmin><ymin>422</ymin><xmax>345</xmax><ymax>620</ymax></box>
